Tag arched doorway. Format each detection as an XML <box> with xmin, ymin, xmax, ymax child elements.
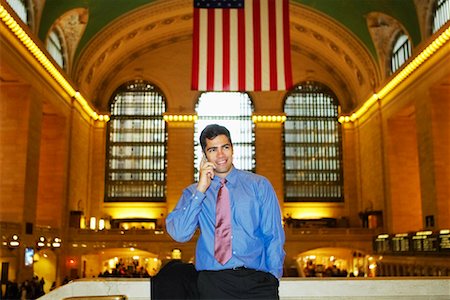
<box><xmin>82</xmin><ymin>248</ymin><xmax>161</xmax><ymax>278</ymax></box>
<box><xmin>294</xmin><ymin>247</ymin><xmax>371</xmax><ymax>277</ymax></box>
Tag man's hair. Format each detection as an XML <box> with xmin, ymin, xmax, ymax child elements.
<box><xmin>200</xmin><ymin>124</ymin><xmax>232</xmax><ymax>153</ymax></box>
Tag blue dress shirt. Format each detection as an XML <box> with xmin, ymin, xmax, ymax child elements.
<box><xmin>166</xmin><ymin>167</ymin><xmax>285</xmax><ymax>279</ymax></box>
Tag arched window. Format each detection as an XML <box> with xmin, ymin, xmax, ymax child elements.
<box><xmin>432</xmin><ymin>0</ymin><xmax>450</xmax><ymax>33</ymax></box>
<box><xmin>194</xmin><ymin>92</ymin><xmax>254</xmax><ymax>180</ymax></box>
<box><xmin>46</xmin><ymin>28</ymin><xmax>65</xmax><ymax>69</ymax></box>
<box><xmin>6</xmin><ymin>0</ymin><xmax>28</xmax><ymax>25</ymax></box>
<box><xmin>284</xmin><ymin>82</ymin><xmax>343</xmax><ymax>202</ymax></box>
<box><xmin>390</xmin><ymin>34</ymin><xmax>412</xmax><ymax>73</ymax></box>
<box><xmin>105</xmin><ymin>80</ymin><xmax>167</xmax><ymax>202</ymax></box>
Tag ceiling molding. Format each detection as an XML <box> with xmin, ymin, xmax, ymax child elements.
<box><xmin>74</xmin><ymin>0</ymin><xmax>192</xmax><ymax>98</ymax></box>
<box><xmin>289</xmin><ymin>3</ymin><xmax>380</xmax><ymax>111</ymax></box>
<box><xmin>75</xmin><ymin>1</ymin><xmax>382</xmax><ymax>112</ymax></box>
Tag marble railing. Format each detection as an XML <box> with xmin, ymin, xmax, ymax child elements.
<box><xmin>39</xmin><ymin>277</ymin><xmax>450</xmax><ymax>300</ymax></box>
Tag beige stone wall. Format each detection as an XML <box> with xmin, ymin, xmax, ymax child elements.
<box><xmin>36</xmin><ymin>114</ymin><xmax>68</xmax><ymax>228</ymax></box>
<box><xmin>89</xmin><ymin>123</ymin><xmax>107</xmax><ymax>217</ymax></box>
<box><xmin>0</xmin><ymin>85</ymin><xmax>41</xmax><ymax>224</ymax></box>
<box><xmin>386</xmin><ymin>116</ymin><xmax>422</xmax><ymax>232</ymax></box>
<box><xmin>67</xmin><ymin>109</ymin><xmax>94</xmax><ymax>215</ymax></box>
<box><xmin>254</xmin><ymin>123</ymin><xmax>284</xmax><ymax>206</ymax></box>
<box><xmin>430</xmin><ymin>87</ymin><xmax>450</xmax><ymax>228</ymax></box>
<box><xmin>356</xmin><ymin>114</ymin><xmax>385</xmax><ymax>214</ymax></box>
<box><xmin>341</xmin><ymin>124</ymin><xmax>360</xmax><ymax>227</ymax></box>
<box><xmin>165</xmin><ymin>122</ymin><xmax>195</xmax><ymax>212</ymax></box>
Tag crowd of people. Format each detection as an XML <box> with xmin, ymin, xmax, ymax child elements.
<box><xmin>97</xmin><ymin>266</ymin><xmax>150</xmax><ymax>278</ymax></box>
<box><xmin>97</xmin><ymin>258</ymin><xmax>150</xmax><ymax>278</ymax></box>
<box><xmin>303</xmin><ymin>261</ymin><xmax>349</xmax><ymax>277</ymax></box>
<box><xmin>2</xmin><ymin>276</ymin><xmax>51</xmax><ymax>300</ymax></box>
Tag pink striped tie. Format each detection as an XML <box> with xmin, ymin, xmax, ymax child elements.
<box><xmin>214</xmin><ymin>178</ymin><xmax>232</xmax><ymax>265</ymax></box>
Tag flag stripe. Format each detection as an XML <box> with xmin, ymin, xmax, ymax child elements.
<box><xmin>243</xmin><ymin>3</ymin><xmax>251</xmax><ymax>90</ymax></box>
<box><xmin>191</xmin><ymin>7</ymin><xmax>200</xmax><ymax>90</ymax></box>
<box><xmin>229</xmin><ymin>10</ymin><xmax>239</xmax><ymax>90</ymax></box>
<box><xmin>275</xmin><ymin>0</ymin><xmax>285</xmax><ymax>89</ymax></box>
<box><xmin>198</xmin><ymin>9</ymin><xmax>208</xmax><ymax>90</ymax></box>
<box><xmin>282</xmin><ymin>0</ymin><xmax>293</xmax><ymax>89</ymax></box>
<box><xmin>207</xmin><ymin>10</ymin><xmax>215</xmax><ymax>90</ymax></box>
<box><xmin>253</xmin><ymin>0</ymin><xmax>262</xmax><ymax>91</ymax></box>
<box><xmin>214</xmin><ymin>10</ymin><xmax>223</xmax><ymax>90</ymax></box>
<box><xmin>222</xmin><ymin>9</ymin><xmax>230</xmax><ymax>90</ymax></box>
<box><xmin>268</xmin><ymin>0</ymin><xmax>278</xmax><ymax>90</ymax></box>
<box><xmin>192</xmin><ymin>0</ymin><xmax>292</xmax><ymax>91</ymax></box>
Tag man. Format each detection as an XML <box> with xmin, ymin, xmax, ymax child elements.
<box><xmin>166</xmin><ymin>124</ymin><xmax>285</xmax><ymax>299</ymax></box>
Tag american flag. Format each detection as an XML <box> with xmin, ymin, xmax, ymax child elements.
<box><xmin>192</xmin><ymin>0</ymin><xmax>293</xmax><ymax>91</ymax></box>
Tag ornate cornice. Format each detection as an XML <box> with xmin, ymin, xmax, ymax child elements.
<box><xmin>74</xmin><ymin>0</ymin><xmax>192</xmax><ymax>96</ymax></box>
<box><xmin>290</xmin><ymin>3</ymin><xmax>379</xmax><ymax>83</ymax></box>
<box><xmin>289</xmin><ymin>3</ymin><xmax>380</xmax><ymax>110</ymax></box>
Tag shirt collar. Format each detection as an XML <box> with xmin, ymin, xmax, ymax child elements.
<box><xmin>213</xmin><ymin>165</ymin><xmax>238</xmax><ymax>187</ymax></box>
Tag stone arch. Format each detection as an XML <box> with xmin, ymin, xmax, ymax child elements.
<box><xmin>366</xmin><ymin>12</ymin><xmax>413</xmax><ymax>78</ymax></box>
<box><xmin>47</xmin><ymin>8</ymin><xmax>89</xmax><ymax>74</ymax></box>
<box><xmin>291</xmin><ymin>247</ymin><xmax>370</xmax><ymax>277</ymax></box>
<box><xmin>289</xmin><ymin>3</ymin><xmax>380</xmax><ymax>113</ymax></box>
<box><xmin>73</xmin><ymin>0</ymin><xmax>192</xmax><ymax>111</ymax></box>
<box><xmin>414</xmin><ymin>0</ymin><xmax>437</xmax><ymax>38</ymax></box>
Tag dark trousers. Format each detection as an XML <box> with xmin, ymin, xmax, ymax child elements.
<box><xmin>197</xmin><ymin>268</ymin><xmax>279</xmax><ymax>299</ymax></box>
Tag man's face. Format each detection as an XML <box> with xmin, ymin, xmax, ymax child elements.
<box><xmin>204</xmin><ymin>134</ymin><xmax>234</xmax><ymax>177</ymax></box>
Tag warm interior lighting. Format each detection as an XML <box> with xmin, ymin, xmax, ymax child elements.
<box><xmin>0</xmin><ymin>4</ymin><xmax>109</xmax><ymax>122</ymax></box>
<box><xmin>98</xmin><ymin>219</ymin><xmax>105</xmax><ymax>230</ymax></box>
<box><xmin>90</xmin><ymin>217</ymin><xmax>97</xmax><ymax>230</ymax></box>
<box><xmin>377</xmin><ymin>234</ymin><xmax>389</xmax><ymax>239</ymax></box>
<box><xmin>163</xmin><ymin>114</ymin><xmax>198</xmax><ymax>122</ymax></box>
<box><xmin>9</xmin><ymin>236</ymin><xmax>19</xmax><ymax>247</ymax></box>
<box><xmin>80</xmin><ymin>216</ymin><xmax>86</xmax><ymax>229</ymax></box>
<box><xmin>52</xmin><ymin>237</ymin><xmax>61</xmax><ymax>248</ymax></box>
<box><xmin>339</xmin><ymin>24</ymin><xmax>450</xmax><ymax>123</ymax></box>
<box><xmin>37</xmin><ymin>236</ymin><xmax>46</xmax><ymax>248</ymax></box>
<box><xmin>252</xmin><ymin>114</ymin><xmax>287</xmax><ymax>123</ymax></box>
<box><xmin>171</xmin><ymin>248</ymin><xmax>182</xmax><ymax>259</ymax></box>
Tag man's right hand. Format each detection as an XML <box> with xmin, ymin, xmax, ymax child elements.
<box><xmin>197</xmin><ymin>155</ymin><xmax>215</xmax><ymax>193</ymax></box>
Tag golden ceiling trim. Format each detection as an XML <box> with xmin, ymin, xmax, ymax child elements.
<box><xmin>0</xmin><ymin>3</ymin><xmax>109</xmax><ymax>122</ymax></box>
<box><xmin>339</xmin><ymin>24</ymin><xmax>450</xmax><ymax>123</ymax></box>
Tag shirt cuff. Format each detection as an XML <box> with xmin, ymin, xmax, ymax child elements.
<box><xmin>191</xmin><ymin>190</ymin><xmax>205</xmax><ymax>202</ymax></box>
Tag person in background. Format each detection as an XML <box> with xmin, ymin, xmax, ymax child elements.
<box><xmin>166</xmin><ymin>124</ymin><xmax>285</xmax><ymax>299</ymax></box>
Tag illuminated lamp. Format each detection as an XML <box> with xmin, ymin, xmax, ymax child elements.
<box><xmin>37</xmin><ymin>236</ymin><xmax>46</xmax><ymax>248</ymax></box>
<box><xmin>52</xmin><ymin>237</ymin><xmax>61</xmax><ymax>248</ymax></box>
<box><xmin>98</xmin><ymin>219</ymin><xmax>105</xmax><ymax>230</ymax></box>
<box><xmin>9</xmin><ymin>234</ymin><xmax>20</xmax><ymax>248</ymax></box>
<box><xmin>90</xmin><ymin>217</ymin><xmax>96</xmax><ymax>230</ymax></box>
<box><xmin>171</xmin><ymin>248</ymin><xmax>182</xmax><ymax>259</ymax></box>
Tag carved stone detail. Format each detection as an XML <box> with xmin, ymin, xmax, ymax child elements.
<box><xmin>74</xmin><ymin>0</ymin><xmax>191</xmax><ymax>88</ymax></box>
<box><xmin>54</xmin><ymin>8</ymin><xmax>88</xmax><ymax>73</ymax></box>
<box><xmin>289</xmin><ymin>3</ymin><xmax>380</xmax><ymax>105</ymax></box>
<box><xmin>414</xmin><ymin>0</ymin><xmax>435</xmax><ymax>38</ymax></box>
<box><xmin>366</xmin><ymin>12</ymin><xmax>406</xmax><ymax>78</ymax></box>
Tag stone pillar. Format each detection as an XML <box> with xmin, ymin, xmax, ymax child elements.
<box><xmin>341</xmin><ymin>122</ymin><xmax>360</xmax><ymax>227</ymax></box>
<box><xmin>254</xmin><ymin>121</ymin><xmax>284</xmax><ymax>209</ymax></box>
<box><xmin>165</xmin><ymin>120</ymin><xmax>195</xmax><ymax>212</ymax></box>
<box><xmin>429</xmin><ymin>87</ymin><xmax>450</xmax><ymax>228</ymax></box>
<box><xmin>0</xmin><ymin>84</ymin><xmax>42</xmax><ymax>282</ymax></box>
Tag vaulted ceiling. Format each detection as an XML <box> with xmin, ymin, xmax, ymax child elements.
<box><xmin>19</xmin><ymin>0</ymin><xmax>435</xmax><ymax>114</ymax></box>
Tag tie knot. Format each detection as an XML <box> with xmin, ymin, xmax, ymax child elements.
<box><xmin>220</xmin><ymin>178</ymin><xmax>227</xmax><ymax>186</ymax></box>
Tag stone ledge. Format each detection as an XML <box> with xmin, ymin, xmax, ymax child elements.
<box><xmin>38</xmin><ymin>277</ymin><xmax>450</xmax><ymax>300</ymax></box>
